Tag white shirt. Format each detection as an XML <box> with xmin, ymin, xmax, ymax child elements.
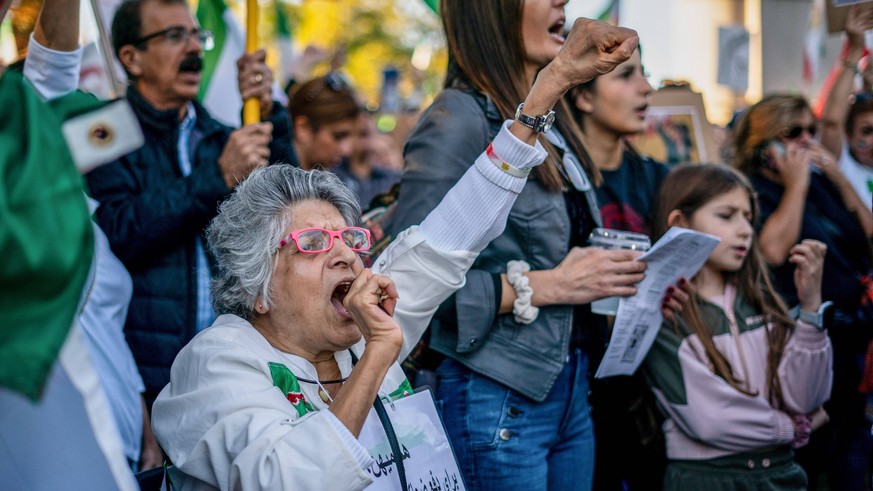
<box><xmin>839</xmin><ymin>144</ymin><xmax>873</xmax><ymax>210</ymax></box>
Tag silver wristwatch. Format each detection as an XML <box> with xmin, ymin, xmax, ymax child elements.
<box><xmin>515</xmin><ymin>103</ymin><xmax>556</xmax><ymax>133</ymax></box>
<box><xmin>789</xmin><ymin>301</ymin><xmax>834</xmax><ymax>330</ymax></box>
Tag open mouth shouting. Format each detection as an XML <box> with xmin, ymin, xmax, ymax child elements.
<box><xmin>331</xmin><ymin>280</ymin><xmax>354</xmax><ymax>319</ymax></box>
<box><xmin>549</xmin><ymin>17</ymin><xmax>566</xmax><ymax>43</ymax></box>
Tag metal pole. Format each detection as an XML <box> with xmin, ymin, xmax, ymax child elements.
<box><xmin>89</xmin><ymin>0</ymin><xmax>124</xmax><ymax>98</ymax></box>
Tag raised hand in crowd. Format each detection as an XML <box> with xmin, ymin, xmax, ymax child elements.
<box><xmin>31</xmin><ymin>0</ymin><xmax>78</xmax><ymax>51</ymax></box>
<box><xmin>542</xmin><ymin>19</ymin><xmax>639</xmax><ymax>91</ymax></box>
<box><xmin>217</xmin><ymin>121</ymin><xmax>273</xmax><ymax>188</ymax></box>
<box><xmin>789</xmin><ymin>239</ymin><xmax>827</xmax><ymax>313</ymax></box>
<box><xmin>237</xmin><ymin>48</ymin><xmax>274</xmax><ymax>119</ymax></box>
<box><xmin>820</xmin><ymin>5</ymin><xmax>873</xmax><ymax>160</ymax></box>
<box><xmin>521</xmin><ymin>20</ymin><xmax>638</xmax><ymax>142</ymax></box>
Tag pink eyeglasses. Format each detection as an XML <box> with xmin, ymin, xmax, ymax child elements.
<box><xmin>275</xmin><ymin>227</ymin><xmax>372</xmax><ymax>254</ymax></box>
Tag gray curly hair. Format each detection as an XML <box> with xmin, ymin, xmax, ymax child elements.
<box><xmin>207</xmin><ymin>165</ymin><xmax>362</xmax><ymax>321</ymax></box>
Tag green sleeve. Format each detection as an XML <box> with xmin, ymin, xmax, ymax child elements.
<box><xmin>0</xmin><ymin>70</ymin><xmax>94</xmax><ymax>401</ymax></box>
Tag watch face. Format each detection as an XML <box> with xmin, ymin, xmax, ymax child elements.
<box><xmin>541</xmin><ymin>111</ymin><xmax>556</xmax><ymax>133</ymax></box>
<box><xmin>821</xmin><ymin>301</ymin><xmax>835</xmax><ymax>330</ymax></box>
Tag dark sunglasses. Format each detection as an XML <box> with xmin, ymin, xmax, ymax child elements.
<box><xmin>854</xmin><ymin>91</ymin><xmax>873</xmax><ymax>104</ymax></box>
<box><xmin>782</xmin><ymin>124</ymin><xmax>817</xmax><ymax>140</ymax></box>
<box><xmin>302</xmin><ymin>72</ymin><xmax>350</xmax><ymax>103</ymax></box>
<box><xmin>131</xmin><ymin>26</ymin><xmax>214</xmax><ymax>51</ymax></box>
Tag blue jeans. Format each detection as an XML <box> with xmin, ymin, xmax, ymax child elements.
<box><xmin>436</xmin><ymin>349</ymin><xmax>595</xmax><ymax>491</ymax></box>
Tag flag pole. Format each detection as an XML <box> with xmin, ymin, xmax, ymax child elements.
<box><xmin>243</xmin><ymin>0</ymin><xmax>259</xmax><ymax>125</ymax></box>
<box><xmin>90</xmin><ymin>0</ymin><xmax>125</xmax><ymax>98</ymax></box>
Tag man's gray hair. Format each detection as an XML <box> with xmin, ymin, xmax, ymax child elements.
<box><xmin>207</xmin><ymin>165</ymin><xmax>362</xmax><ymax>321</ymax></box>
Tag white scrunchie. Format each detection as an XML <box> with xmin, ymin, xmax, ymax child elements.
<box><xmin>507</xmin><ymin>260</ymin><xmax>539</xmax><ymax>324</ymax></box>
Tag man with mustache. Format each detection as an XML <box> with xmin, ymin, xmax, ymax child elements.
<box><xmin>84</xmin><ymin>0</ymin><xmax>295</xmax><ymax>420</ymax></box>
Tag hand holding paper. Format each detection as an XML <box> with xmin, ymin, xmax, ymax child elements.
<box><xmin>595</xmin><ymin>227</ymin><xmax>720</xmax><ymax>378</ymax></box>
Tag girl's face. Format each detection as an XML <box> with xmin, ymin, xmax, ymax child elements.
<box><xmin>574</xmin><ymin>50</ymin><xmax>653</xmax><ymax>136</ymax></box>
<box><xmin>679</xmin><ymin>187</ymin><xmax>754</xmax><ymax>275</ymax></box>
<box><xmin>521</xmin><ymin>0</ymin><xmax>567</xmax><ymax>74</ymax></box>
<box><xmin>849</xmin><ymin>111</ymin><xmax>873</xmax><ymax>168</ymax></box>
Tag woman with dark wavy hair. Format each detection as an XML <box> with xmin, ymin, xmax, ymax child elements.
<box><xmin>388</xmin><ymin>0</ymin><xmax>643</xmax><ymax>488</ymax></box>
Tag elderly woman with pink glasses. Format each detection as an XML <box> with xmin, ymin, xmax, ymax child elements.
<box><xmin>150</xmin><ymin>157</ymin><xmax>542</xmax><ymax>490</ymax></box>
<box><xmin>149</xmin><ymin>70</ymin><xmax>572</xmax><ymax>490</ymax></box>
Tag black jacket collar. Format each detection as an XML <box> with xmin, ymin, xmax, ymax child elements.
<box><xmin>125</xmin><ymin>85</ymin><xmax>226</xmax><ymax>135</ymax></box>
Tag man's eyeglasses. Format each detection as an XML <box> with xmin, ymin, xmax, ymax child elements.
<box><xmin>783</xmin><ymin>124</ymin><xmax>817</xmax><ymax>140</ymax></box>
<box><xmin>275</xmin><ymin>227</ymin><xmax>372</xmax><ymax>255</ymax></box>
<box><xmin>302</xmin><ymin>72</ymin><xmax>350</xmax><ymax>103</ymax></box>
<box><xmin>131</xmin><ymin>26</ymin><xmax>215</xmax><ymax>51</ymax></box>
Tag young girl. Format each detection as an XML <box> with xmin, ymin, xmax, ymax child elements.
<box><xmin>643</xmin><ymin>164</ymin><xmax>833</xmax><ymax>490</ymax></box>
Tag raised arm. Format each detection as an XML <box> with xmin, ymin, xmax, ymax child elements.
<box><xmin>820</xmin><ymin>5</ymin><xmax>873</xmax><ymax>157</ymax></box>
<box><xmin>757</xmin><ymin>144</ymin><xmax>813</xmax><ymax>265</ymax></box>
<box><xmin>376</xmin><ymin>19</ymin><xmax>640</xmax><ymax>358</ymax></box>
<box><xmin>779</xmin><ymin>239</ymin><xmax>833</xmax><ymax>413</ymax></box>
<box><xmin>23</xmin><ymin>0</ymin><xmax>82</xmax><ymax>99</ymax></box>
<box><xmin>32</xmin><ymin>0</ymin><xmax>78</xmax><ymax>51</ymax></box>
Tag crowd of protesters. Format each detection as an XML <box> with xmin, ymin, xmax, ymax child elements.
<box><xmin>3</xmin><ymin>0</ymin><xmax>873</xmax><ymax>489</ymax></box>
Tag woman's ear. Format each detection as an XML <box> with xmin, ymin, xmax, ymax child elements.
<box><xmin>293</xmin><ymin>115</ymin><xmax>313</xmax><ymax>145</ymax></box>
<box><xmin>255</xmin><ymin>298</ymin><xmax>269</xmax><ymax>315</ymax></box>
<box><xmin>573</xmin><ymin>88</ymin><xmax>595</xmax><ymax>114</ymax></box>
<box><xmin>667</xmin><ymin>209</ymin><xmax>689</xmax><ymax>228</ymax></box>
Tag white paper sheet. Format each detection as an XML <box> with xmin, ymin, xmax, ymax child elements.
<box><xmin>595</xmin><ymin>227</ymin><xmax>720</xmax><ymax>378</ymax></box>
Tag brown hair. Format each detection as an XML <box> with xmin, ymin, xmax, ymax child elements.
<box><xmin>288</xmin><ymin>75</ymin><xmax>361</xmax><ymax>131</ymax></box>
<box><xmin>652</xmin><ymin>164</ymin><xmax>795</xmax><ymax>408</ymax></box>
<box><xmin>733</xmin><ymin>94</ymin><xmax>812</xmax><ymax>175</ymax></box>
<box><xmin>440</xmin><ymin>0</ymin><xmax>599</xmax><ymax>190</ymax></box>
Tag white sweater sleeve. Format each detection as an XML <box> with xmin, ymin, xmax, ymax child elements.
<box><xmin>23</xmin><ymin>33</ymin><xmax>82</xmax><ymax>100</ymax></box>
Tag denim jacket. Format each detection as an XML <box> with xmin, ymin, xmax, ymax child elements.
<box><xmin>389</xmin><ymin>88</ymin><xmax>577</xmax><ymax>401</ymax></box>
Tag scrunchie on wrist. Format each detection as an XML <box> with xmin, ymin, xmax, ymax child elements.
<box><xmin>792</xmin><ymin>414</ymin><xmax>812</xmax><ymax>449</ymax></box>
<box><xmin>507</xmin><ymin>260</ymin><xmax>539</xmax><ymax>324</ymax></box>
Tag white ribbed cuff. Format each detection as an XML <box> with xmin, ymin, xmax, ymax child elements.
<box><xmin>323</xmin><ymin>410</ymin><xmax>374</xmax><ymax>470</ymax></box>
<box><xmin>773</xmin><ymin>411</ymin><xmax>796</xmax><ymax>445</ymax></box>
<box><xmin>474</xmin><ymin>121</ymin><xmax>548</xmax><ymax>193</ymax></box>
<box><xmin>24</xmin><ymin>33</ymin><xmax>83</xmax><ymax>100</ymax></box>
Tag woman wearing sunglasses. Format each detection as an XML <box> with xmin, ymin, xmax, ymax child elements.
<box><xmin>148</xmin><ymin>22</ymin><xmax>618</xmax><ymax>484</ymax></box>
<box><xmin>734</xmin><ymin>94</ymin><xmax>873</xmax><ymax>491</ymax></box>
